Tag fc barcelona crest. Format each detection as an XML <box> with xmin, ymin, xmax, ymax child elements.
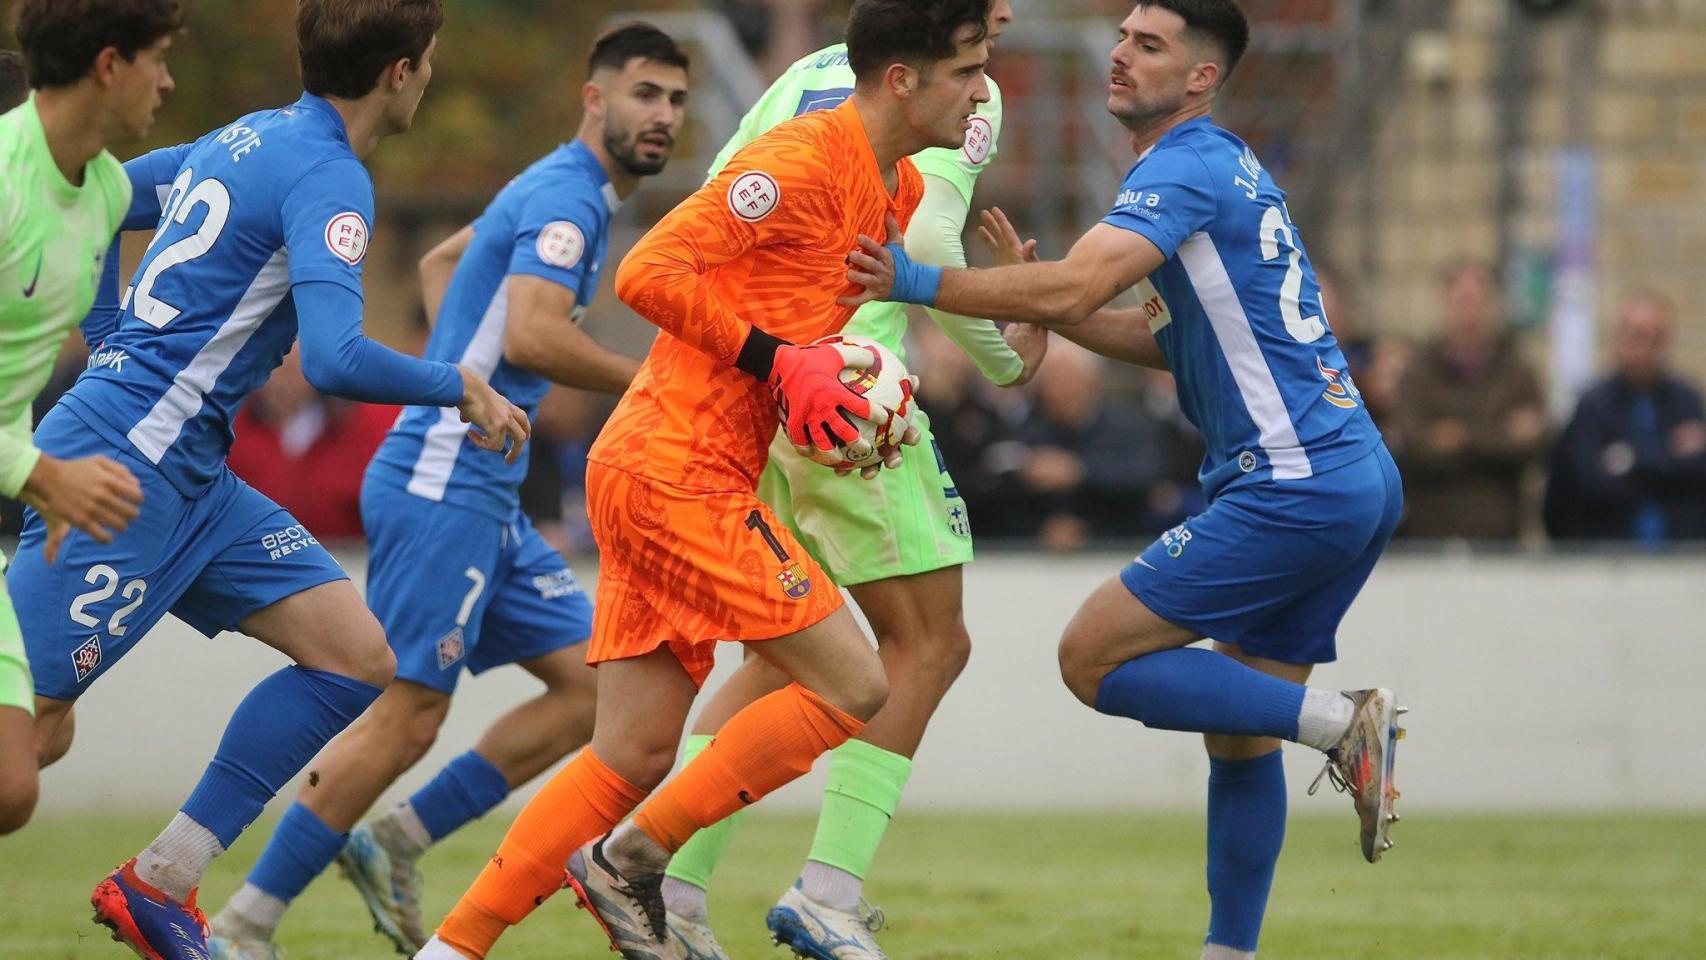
<box><xmin>776</xmin><ymin>564</ymin><xmax>813</xmax><ymax>600</ymax></box>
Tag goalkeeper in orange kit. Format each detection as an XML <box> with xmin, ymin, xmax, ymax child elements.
<box><xmin>413</xmin><ymin>2</ymin><xmax>996</xmax><ymax>958</ymax></box>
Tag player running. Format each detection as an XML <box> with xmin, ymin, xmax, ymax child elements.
<box><xmin>413</xmin><ymin>2</ymin><xmax>993</xmax><ymax>958</ymax></box>
<box><xmin>849</xmin><ymin>3</ymin><xmax>1405</xmax><ymax>958</ymax></box>
<box><xmin>0</xmin><ymin>0</ymin><xmax>177</xmax><ymax>836</ymax></box>
<box><xmin>205</xmin><ymin>23</ymin><xmax>690</xmax><ymax>959</ymax></box>
<box><xmin>8</xmin><ymin>2</ymin><xmax>531</xmax><ymax>958</ymax></box>
<box><xmin>655</xmin><ymin>3</ymin><xmax>1043</xmax><ymax>958</ymax></box>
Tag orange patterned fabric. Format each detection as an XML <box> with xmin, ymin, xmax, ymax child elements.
<box><xmin>600</xmin><ymin>98</ymin><xmax>924</xmax><ymax>492</ymax></box>
<box><xmin>584</xmin><ymin>462</ymin><xmax>842</xmax><ymax>682</ymax></box>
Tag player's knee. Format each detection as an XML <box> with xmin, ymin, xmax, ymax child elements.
<box><xmin>922</xmin><ymin>620</ymin><xmax>973</xmax><ymax>689</ymax></box>
<box><xmin>1057</xmin><ymin>632</ymin><xmax>1106</xmax><ymax>709</ymax></box>
<box><xmin>0</xmin><ymin>770</ymin><xmax>38</xmax><ymax>836</ymax></box>
<box><xmin>837</xmin><ymin>660</ymin><xmax>890</xmax><ymax>723</ymax></box>
<box><xmin>33</xmin><ymin>703</ymin><xmax>75</xmax><ymax>769</ymax></box>
<box><xmin>609</xmin><ymin>739</ymin><xmax>676</xmax><ymax>791</ymax></box>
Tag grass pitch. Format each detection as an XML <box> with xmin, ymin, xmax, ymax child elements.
<box><xmin>1</xmin><ymin>811</ymin><xmax>1702</xmax><ymax>959</ymax></box>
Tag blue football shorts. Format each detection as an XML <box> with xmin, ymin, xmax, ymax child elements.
<box><xmin>14</xmin><ymin>406</ymin><xmax>349</xmax><ymax>700</ymax></box>
<box><xmin>1120</xmin><ymin>445</ymin><xmax>1403</xmax><ymax>665</ymax></box>
<box><xmin>361</xmin><ymin>480</ymin><xmax>592</xmax><ymax>694</ymax></box>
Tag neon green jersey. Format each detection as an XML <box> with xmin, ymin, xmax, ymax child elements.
<box><xmin>708</xmin><ymin>44</ymin><xmax>1020</xmax><ymax>384</ymax></box>
<box><xmin>0</xmin><ymin>95</ymin><xmax>130</xmax><ymax>497</ymax></box>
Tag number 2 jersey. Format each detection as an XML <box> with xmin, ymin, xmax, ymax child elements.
<box><xmin>365</xmin><ymin>140</ymin><xmax>618</xmax><ymax>521</ymax></box>
<box><xmin>1102</xmin><ymin>116</ymin><xmax>1384</xmax><ymax>499</ymax></box>
<box><xmin>61</xmin><ymin>93</ymin><xmax>461</xmax><ymax>498</ymax></box>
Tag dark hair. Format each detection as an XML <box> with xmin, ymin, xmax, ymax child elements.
<box><xmin>588</xmin><ymin>22</ymin><xmax>689</xmax><ymax>77</ymax></box>
<box><xmin>13</xmin><ymin>0</ymin><xmax>181</xmax><ymax>89</ymax></box>
<box><xmin>845</xmin><ymin>0</ymin><xmax>990</xmax><ymax>86</ymax></box>
<box><xmin>1138</xmin><ymin>0</ymin><xmax>1250</xmax><ymax>80</ymax></box>
<box><xmin>297</xmin><ymin>0</ymin><xmax>443</xmax><ymax>100</ymax></box>
<box><xmin>0</xmin><ymin>51</ymin><xmax>26</xmax><ymax>111</ymax></box>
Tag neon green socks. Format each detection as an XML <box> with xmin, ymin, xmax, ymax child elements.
<box><xmin>804</xmin><ymin>738</ymin><xmax>913</xmax><ymax>880</ymax></box>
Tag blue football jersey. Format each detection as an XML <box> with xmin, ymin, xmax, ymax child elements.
<box><xmin>1102</xmin><ymin>116</ymin><xmax>1382</xmax><ymax>497</ymax></box>
<box><xmin>62</xmin><ymin>94</ymin><xmax>379</xmax><ymax>496</ymax></box>
<box><xmin>365</xmin><ymin>140</ymin><xmax>618</xmax><ymax>521</ymax></box>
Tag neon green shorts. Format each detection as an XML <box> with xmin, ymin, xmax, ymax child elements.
<box><xmin>0</xmin><ymin>561</ymin><xmax>34</xmax><ymax>715</ymax></box>
<box><xmin>759</xmin><ymin>409</ymin><xmax>974</xmax><ymax>587</ymax></box>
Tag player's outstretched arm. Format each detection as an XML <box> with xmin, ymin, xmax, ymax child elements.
<box><xmin>419</xmin><ymin>224</ymin><xmax>474</xmax><ymax>326</ymax></box>
<box><xmin>976</xmin><ymin>208</ymin><xmax>1166</xmax><ymax>370</ymax></box>
<box><xmin>294</xmin><ymin>282</ymin><xmax>530</xmax><ymax>464</ymax></box>
<box><xmin>846</xmin><ymin>216</ymin><xmax>1165</xmax><ymax>329</ymax></box>
<box><xmin>502</xmin><ymin>275</ymin><xmax>639</xmax><ymax>395</ymax></box>
<box><xmin>908</xmin><ymin>176</ymin><xmax>1037</xmax><ymax>387</ymax></box>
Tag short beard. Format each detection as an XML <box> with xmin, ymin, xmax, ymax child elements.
<box><xmin>1109</xmin><ymin>93</ymin><xmax>1183</xmax><ymax>133</ymax></box>
<box><xmin>605</xmin><ymin>127</ymin><xmax>667</xmax><ymax>177</ymax></box>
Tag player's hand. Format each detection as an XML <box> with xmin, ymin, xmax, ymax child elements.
<box><xmin>978</xmin><ymin>206</ymin><xmax>1038</xmax><ymax>266</ymax></box>
<box><xmin>843</xmin><ymin>215</ymin><xmax>943</xmax><ymax>309</ymax></box>
<box><xmin>456</xmin><ymin>365</ymin><xmax>532</xmax><ymax>465</ymax></box>
<box><xmin>770</xmin><ymin>341</ymin><xmax>887</xmax><ymax>455</ymax></box>
<box><xmin>18</xmin><ymin>453</ymin><xmax>143</xmax><ymax>564</ymax></box>
<box><xmin>835</xmin><ymin>376</ymin><xmax>923</xmax><ymax>480</ymax></box>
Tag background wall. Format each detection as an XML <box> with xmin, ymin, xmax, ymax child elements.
<box><xmin>37</xmin><ymin>550</ymin><xmax>1706</xmax><ymax>815</ymax></box>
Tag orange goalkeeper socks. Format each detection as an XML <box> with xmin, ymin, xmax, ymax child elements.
<box><xmin>436</xmin><ymin>748</ymin><xmax>644</xmax><ymax>958</ymax></box>
<box><xmin>634</xmin><ymin>683</ymin><xmax>862</xmax><ymax>853</ymax></box>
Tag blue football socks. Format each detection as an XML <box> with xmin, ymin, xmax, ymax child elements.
<box><xmin>1093</xmin><ymin>648</ymin><xmax>1304</xmax><ymax>739</ymax></box>
<box><xmin>1205</xmin><ymin>751</ymin><xmax>1287</xmax><ymax>953</ymax></box>
<box><xmin>409</xmin><ymin>750</ymin><xmax>511</xmax><ymax>843</ymax></box>
<box><xmin>181</xmin><ymin>666</ymin><xmax>381</xmax><ymax>847</ymax></box>
<box><xmin>246</xmin><ymin>802</ymin><xmax>347</xmax><ymax>903</ymax></box>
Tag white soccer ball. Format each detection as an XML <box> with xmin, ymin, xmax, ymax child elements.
<box><xmin>795</xmin><ymin>334</ymin><xmax>916</xmax><ymax>472</ymax></box>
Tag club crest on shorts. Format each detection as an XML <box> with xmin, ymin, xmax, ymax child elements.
<box><xmin>776</xmin><ymin>563</ymin><xmax>813</xmax><ymax>600</ymax></box>
<box><xmin>72</xmin><ymin>634</ymin><xmax>103</xmax><ymax>683</ymax></box>
<box><xmin>437</xmin><ymin>627</ymin><xmax>465</xmax><ymax>670</ymax></box>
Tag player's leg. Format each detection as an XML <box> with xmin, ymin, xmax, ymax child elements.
<box><xmin>426</xmin><ymin>647</ymin><xmax>696</xmax><ymax>960</ymax></box>
<box><xmin>208</xmin><ymin>679</ymin><xmax>452</xmax><ymax>958</ymax></box>
<box><xmin>575</xmin><ymin>606</ymin><xmax>883</xmax><ymax>959</ymax></box>
<box><xmin>658</xmin><ymin>650</ymin><xmax>781</xmax><ymax>927</ymax></box>
<box><xmin>0</xmin><ymin>584</ymin><xmax>39</xmax><ymax>834</ymax></box>
<box><xmin>1199</xmin><ymin>643</ymin><xmax>1309</xmax><ymax>960</ymax></box>
<box><xmin>107</xmin><ymin>479</ymin><xmax>390</xmax><ymax>960</ymax></box>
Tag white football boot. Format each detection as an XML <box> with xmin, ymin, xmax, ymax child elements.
<box><xmin>766</xmin><ymin>882</ymin><xmax>890</xmax><ymax>959</ymax></box>
<box><xmin>1309</xmin><ymin>687</ymin><xmax>1406</xmax><ymax>862</ymax></box>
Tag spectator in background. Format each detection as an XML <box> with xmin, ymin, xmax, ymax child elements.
<box><xmin>226</xmin><ymin>345</ymin><xmax>397</xmax><ymax>541</ymax></box>
<box><xmin>1392</xmin><ymin>261</ymin><xmax>1547</xmax><ymax>539</ymax></box>
<box><xmin>910</xmin><ymin>322</ymin><xmax>1027</xmax><ymax>537</ymax></box>
<box><xmin>716</xmin><ymin>0</ymin><xmax>832</xmax><ymax>79</ymax></box>
<box><xmin>1544</xmin><ymin>291</ymin><xmax>1706</xmax><ymax>543</ymax></box>
<box><xmin>1009</xmin><ymin>343</ymin><xmax>1158</xmax><ymax>552</ymax></box>
<box><xmin>0</xmin><ymin>50</ymin><xmax>26</xmax><ymax>111</ymax></box>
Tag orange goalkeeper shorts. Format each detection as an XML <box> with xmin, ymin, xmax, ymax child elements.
<box><xmin>584</xmin><ymin>461</ymin><xmax>843</xmax><ymax>685</ymax></box>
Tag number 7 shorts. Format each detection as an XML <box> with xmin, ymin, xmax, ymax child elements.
<box><xmin>11</xmin><ymin>406</ymin><xmax>349</xmax><ymax>701</ymax></box>
<box><xmin>584</xmin><ymin>461</ymin><xmax>843</xmax><ymax>686</ymax></box>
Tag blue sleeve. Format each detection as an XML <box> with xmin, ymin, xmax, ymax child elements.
<box><xmin>80</xmin><ymin>237</ymin><xmax>126</xmax><ymax>347</ymax></box>
<box><xmin>120</xmin><ymin>144</ymin><xmax>194</xmax><ymax>231</ymax></box>
<box><xmin>281</xmin><ymin>158</ymin><xmax>375</xmax><ymax>296</ymax></box>
<box><xmin>294</xmin><ymin>281</ymin><xmax>464</xmax><ymax>406</ymax></box>
<box><xmin>1100</xmin><ymin>146</ymin><xmax>1218</xmax><ymax>260</ymax></box>
<box><xmin>506</xmin><ymin>182</ymin><xmax>605</xmax><ymax>291</ymax></box>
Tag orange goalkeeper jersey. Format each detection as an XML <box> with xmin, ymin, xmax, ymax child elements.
<box><xmin>599</xmin><ymin>99</ymin><xmax>924</xmax><ymax>491</ymax></box>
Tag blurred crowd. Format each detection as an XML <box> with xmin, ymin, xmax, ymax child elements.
<box><xmin>6</xmin><ymin>260</ymin><xmax>1703</xmax><ymax>554</ymax></box>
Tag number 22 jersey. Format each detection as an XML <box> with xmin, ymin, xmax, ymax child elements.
<box><xmin>1102</xmin><ymin>116</ymin><xmax>1383</xmax><ymax>499</ymax></box>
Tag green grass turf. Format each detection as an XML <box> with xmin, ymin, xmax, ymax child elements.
<box><xmin>2</xmin><ymin>811</ymin><xmax>1702</xmax><ymax>959</ymax></box>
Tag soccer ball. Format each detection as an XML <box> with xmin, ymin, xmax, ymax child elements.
<box><xmin>795</xmin><ymin>334</ymin><xmax>916</xmax><ymax>472</ymax></box>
